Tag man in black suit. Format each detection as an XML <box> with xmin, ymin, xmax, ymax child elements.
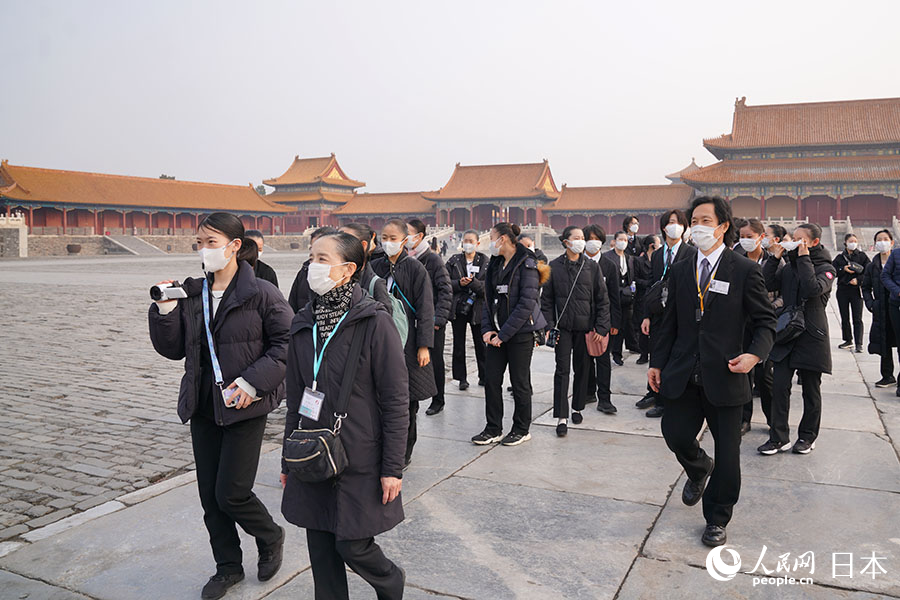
<box><xmin>638</xmin><ymin>209</ymin><xmax>697</xmax><ymax>418</ymax></box>
<box><xmin>623</xmin><ymin>215</ymin><xmax>642</xmax><ymax>257</ymax></box>
<box><xmin>648</xmin><ymin>196</ymin><xmax>775</xmax><ymax>547</ymax></box>
<box><xmin>245</xmin><ymin>229</ymin><xmax>278</xmax><ymax>288</ymax></box>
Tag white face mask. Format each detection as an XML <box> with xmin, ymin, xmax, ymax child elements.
<box><xmin>846</xmin><ymin>242</ymin><xmax>858</xmax><ymax>252</ymax></box>
<box><xmin>629</xmin><ymin>223</ymin><xmax>639</xmax><ymax>234</ymax></box>
<box><xmin>382</xmin><ymin>239</ymin><xmax>405</xmax><ymax>257</ymax></box>
<box><xmin>761</xmin><ymin>237</ymin><xmax>772</xmax><ymax>249</ymax></box>
<box><xmin>258</xmin><ymin>251</ymin><xmax>263</xmax><ymax>258</ymax></box>
<box><xmin>489</xmin><ymin>239</ymin><xmax>501</xmax><ymax>257</ymax></box>
<box><xmin>780</xmin><ymin>240</ymin><xmax>801</xmax><ymax>252</ymax></box>
<box><xmin>567</xmin><ymin>239</ymin><xmax>586</xmax><ymax>254</ymax></box>
<box><xmin>405</xmin><ymin>234</ymin><xmax>421</xmax><ymax>250</ymax></box>
<box><xmin>615</xmin><ymin>239</ymin><xmax>628</xmax><ymax>251</ymax></box>
<box><xmin>664</xmin><ymin>223</ymin><xmax>684</xmax><ymax>240</ymax></box>
<box><xmin>307</xmin><ymin>262</ymin><xmax>349</xmax><ymax>296</ymax></box>
<box><xmin>876</xmin><ymin>240</ymin><xmax>893</xmax><ymax>253</ymax></box>
<box><xmin>739</xmin><ymin>238</ymin><xmax>760</xmax><ymax>252</ymax></box>
<box><xmin>585</xmin><ymin>240</ymin><xmax>603</xmax><ymax>255</ymax></box>
<box><xmin>199</xmin><ymin>240</ymin><xmax>235</xmax><ymax>274</ymax></box>
<box><xmin>462</xmin><ymin>243</ymin><xmax>476</xmax><ymax>254</ymax></box>
<box><xmin>690</xmin><ymin>224</ymin><xmax>720</xmax><ymax>252</ymax></box>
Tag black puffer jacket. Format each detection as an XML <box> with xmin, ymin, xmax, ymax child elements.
<box><xmin>541</xmin><ymin>253</ymin><xmax>610</xmax><ymax>335</ymax></box>
<box><xmin>281</xmin><ymin>287</ymin><xmax>409</xmax><ymax>541</ymax></box>
<box><xmin>765</xmin><ymin>246</ymin><xmax>836</xmax><ymax>373</ymax></box>
<box><xmin>416</xmin><ymin>247</ymin><xmax>453</xmax><ymax>327</ymax></box>
<box><xmin>148</xmin><ymin>260</ymin><xmax>293</xmax><ymax>426</ymax></box>
<box><xmin>447</xmin><ymin>251</ymin><xmax>488</xmax><ymax>323</ymax></box>
<box><xmin>863</xmin><ymin>254</ymin><xmax>896</xmax><ymax>356</ymax></box>
<box><xmin>481</xmin><ymin>243</ymin><xmax>549</xmax><ymax>342</ymax></box>
<box><xmin>371</xmin><ymin>250</ymin><xmax>437</xmax><ymax>401</ymax></box>
<box><xmin>833</xmin><ymin>248</ymin><xmax>870</xmax><ymax>297</ymax></box>
<box><xmin>288</xmin><ymin>259</ymin><xmax>311</xmax><ymax>313</ymax></box>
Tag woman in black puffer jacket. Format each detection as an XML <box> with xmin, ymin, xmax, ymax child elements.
<box><xmin>863</xmin><ymin>229</ymin><xmax>899</xmax><ymax>388</ymax></box>
<box><xmin>472</xmin><ymin>222</ymin><xmax>549</xmax><ymax>448</ymax></box>
<box><xmin>148</xmin><ymin>212</ymin><xmax>292</xmax><ymax>599</ymax></box>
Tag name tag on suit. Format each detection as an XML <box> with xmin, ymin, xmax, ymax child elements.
<box><xmin>709</xmin><ymin>280</ymin><xmax>730</xmax><ymax>295</ymax></box>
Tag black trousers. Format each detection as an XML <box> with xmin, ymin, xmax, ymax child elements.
<box><xmin>885</xmin><ymin>302</ymin><xmax>900</xmax><ymax>383</ymax></box>
<box><xmin>770</xmin><ymin>362</ymin><xmax>822</xmax><ymax>444</ymax></box>
<box><xmin>190</xmin><ymin>414</ymin><xmax>282</xmax><ymax>576</ymax></box>
<box><xmin>451</xmin><ymin>317</ymin><xmax>485</xmax><ymax>384</ymax></box>
<box><xmin>484</xmin><ymin>331</ymin><xmax>534</xmax><ymax>436</ymax></box>
<box><xmin>743</xmin><ymin>359</ymin><xmax>774</xmax><ymax>425</ymax></box>
<box><xmin>430</xmin><ymin>325</ymin><xmax>446</xmax><ymax>406</ymax></box>
<box><xmin>611</xmin><ymin>302</ymin><xmax>636</xmax><ymax>358</ymax></box>
<box><xmin>405</xmin><ymin>400</ymin><xmax>418</xmax><ymax>464</ymax></box>
<box><xmin>552</xmin><ymin>329</ymin><xmax>590</xmax><ymax>418</ymax></box>
<box><xmin>306</xmin><ymin>529</ymin><xmax>404</xmax><ymax>600</ymax></box>
<box><xmin>837</xmin><ymin>286</ymin><xmax>864</xmax><ymax>345</ymax></box>
<box><xmin>661</xmin><ymin>383</ymin><xmax>742</xmax><ymax>527</ymax></box>
<box><xmin>880</xmin><ymin>348</ymin><xmax>900</xmax><ymax>380</ymax></box>
<box><xmin>587</xmin><ymin>346</ymin><xmax>611</xmax><ymax>403</ymax></box>
<box><xmin>632</xmin><ymin>300</ymin><xmax>646</xmax><ymax>354</ymax></box>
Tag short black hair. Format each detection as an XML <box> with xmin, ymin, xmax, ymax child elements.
<box><xmin>318</xmin><ymin>232</ymin><xmax>366</xmax><ymax>284</ymax></box>
<box><xmin>766</xmin><ymin>223</ymin><xmax>787</xmax><ymax>241</ymax></box>
<box><xmin>583</xmin><ymin>224</ymin><xmax>606</xmax><ymax>243</ymax></box>
<box><xmin>875</xmin><ymin>228</ymin><xmax>894</xmax><ymax>242</ymax></box>
<box><xmin>659</xmin><ymin>209</ymin><xmax>688</xmax><ymax>236</ymax></box>
<box><xmin>407</xmin><ymin>219</ymin><xmax>427</xmax><ymax>236</ymax></box>
<box><xmin>311</xmin><ymin>226</ymin><xmax>339</xmax><ymax>242</ymax></box>
<box><xmin>745</xmin><ymin>218</ymin><xmax>765</xmax><ymax>236</ymax></box>
<box><xmin>517</xmin><ymin>232</ymin><xmax>535</xmax><ymax>243</ymax></box>
<box><xmin>559</xmin><ymin>225</ymin><xmax>582</xmax><ymax>247</ymax></box>
<box><xmin>623</xmin><ymin>215</ymin><xmax>639</xmax><ymax>230</ymax></box>
<box><xmin>844</xmin><ymin>232</ymin><xmax>858</xmax><ymax>243</ymax></box>
<box><xmin>641</xmin><ymin>235</ymin><xmax>660</xmax><ymax>253</ymax></box>
<box><xmin>732</xmin><ymin>218</ymin><xmax>749</xmax><ymax>231</ymax></box>
<box><xmin>245</xmin><ymin>229</ymin><xmax>264</xmax><ymax>241</ymax></box>
<box><xmin>687</xmin><ymin>196</ymin><xmax>737</xmax><ymax>247</ymax></box>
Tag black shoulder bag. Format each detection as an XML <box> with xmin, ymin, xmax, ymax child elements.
<box><xmin>775</xmin><ymin>275</ymin><xmax>806</xmax><ymax>345</ymax></box>
<box><xmin>282</xmin><ymin>318</ymin><xmax>369</xmax><ymax>482</ymax></box>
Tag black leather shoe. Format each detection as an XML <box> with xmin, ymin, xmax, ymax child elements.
<box><xmin>478</xmin><ymin>378</ymin><xmax>484</xmax><ymax>386</ymax></box>
<box><xmin>646</xmin><ymin>405</ymin><xmax>664</xmax><ymax>418</ymax></box>
<box><xmin>635</xmin><ymin>393</ymin><xmax>656</xmax><ymax>409</ymax></box>
<box><xmin>740</xmin><ymin>421</ymin><xmax>751</xmax><ymax>436</ymax></box>
<box><xmin>702</xmin><ymin>524</ymin><xmax>727</xmax><ymax>547</ymax></box>
<box><xmin>556</xmin><ymin>422</ymin><xmax>568</xmax><ymax>437</ymax></box>
<box><xmin>571</xmin><ymin>411</ymin><xmax>584</xmax><ymax>424</ymax></box>
<box><xmin>636</xmin><ymin>355</ymin><xmax>649</xmax><ymax>365</ymax></box>
<box><xmin>459</xmin><ymin>380</ymin><xmax>470</xmax><ymax>391</ymax></box>
<box><xmin>425</xmin><ymin>403</ymin><xmax>444</xmax><ymax>416</ymax></box>
<box><xmin>682</xmin><ymin>457</ymin><xmax>714</xmax><ymax>506</ymax></box>
<box><xmin>613</xmin><ymin>356</ymin><xmax>624</xmax><ymax>366</ymax></box>
<box><xmin>258</xmin><ymin>526</ymin><xmax>284</xmax><ymax>582</ymax></box>
<box><xmin>202</xmin><ymin>572</ymin><xmax>244</xmax><ymax>600</ymax></box>
<box><xmin>597</xmin><ymin>399</ymin><xmax>617</xmax><ymax>414</ymax></box>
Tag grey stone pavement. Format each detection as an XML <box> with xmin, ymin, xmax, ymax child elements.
<box><xmin>1</xmin><ymin>252</ymin><xmax>899</xmax><ymax>599</ymax></box>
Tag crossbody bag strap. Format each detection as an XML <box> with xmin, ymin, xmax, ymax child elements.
<box><xmin>332</xmin><ymin>317</ymin><xmax>370</xmax><ymax>434</ymax></box>
<box><xmin>555</xmin><ymin>258</ymin><xmax>586</xmax><ymax>324</ymax></box>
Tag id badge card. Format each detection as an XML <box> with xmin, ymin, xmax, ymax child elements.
<box><xmin>300</xmin><ymin>387</ymin><xmax>325</xmax><ymax>421</ymax></box>
<box><xmin>496</xmin><ymin>284</ymin><xmax>509</xmax><ymax>294</ymax></box>
<box><xmin>467</xmin><ymin>265</ymin><xmax>480</xmax><ymax>277</ymax></box>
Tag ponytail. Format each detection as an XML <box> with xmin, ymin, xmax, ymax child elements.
<box><xmin>493</xmin><ymin>221</ymin><xmax>521</xmax><ymax>245</ymax></box>
<box><xmin>198</xmin><ymin>211</ymin><xmax>258</xmax><ymax>266</ymax></box>
<box><xmin>237</xmin><ymin>236</ymin><xmax>258</xmax><ymax>266</ymax></box>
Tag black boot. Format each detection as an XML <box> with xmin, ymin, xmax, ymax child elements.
<box><xmin>202</xmin><ymin>573</ymin><xmax>245</xmax><ymax>600</ymax></box>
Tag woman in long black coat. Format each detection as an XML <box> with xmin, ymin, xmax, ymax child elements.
<box><xmin>862</xmin><ymin>229</ymin><xmax>899</xmax><ymax>388</ymax></box>
<box><xmin>371</xmin><ymin>218</ymin><xmax>436</xmax><ymax>466</ymax></box>
<box><xmin>281</xmin><ymin>232</ymin><xmax>409</xmax><ymax>600</ymax></box>
<box><xmin>149</xmin><ymin>212</ymin><xmax>292</xmax><ymax>599</ymax></box>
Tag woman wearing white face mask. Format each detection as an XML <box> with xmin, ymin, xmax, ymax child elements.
<box><xmin>149</xmin><ymin>212</ymin><xmax>293</xmax><ymax>599</ymax></box>
<box><xmin>370</xmin><ymin>219</ymin><xmax>436</xmax><ymax>467</ymax></box>
<box><xmin>447</xmin><ymin>229</ymin><xmax>489</xmax><ymax>391</ymax></box>
<box><xmin>541</xmin><ymin>226</ymin><xmax>611</xmax><ymax>436</ymax></box>
<box><xmin>833</xmin><ymin>233</ymin><xmax>870</xmax><ymax>352</ymax></box>
<box><xmin>623</xmin><ymin>215</ymin><xmax>641</xmax><ymax>257</ymax></box>
<box><xmin>603</xmin><ymin>231</ymin><xmax>638</xmax><ymax>366</ymax></box>
<box><xmin>281</xmin><ymin>232</ymin><xmax>409</xmax><ymax>600</ymax></box>
<box><xmin>862</xmin><ymin>230</ymin><xmax>899</xmax><ymax>389</ymax></box>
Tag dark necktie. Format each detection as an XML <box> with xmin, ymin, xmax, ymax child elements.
<box><xmin>665</xmin><ymin>247</ymin><xmax>673</xmax><ymax>272</ymax></box>
<box><xmin>699</xmin><ymin>257</ymin><xmax>711</xmax><ymax>292</ymax></box>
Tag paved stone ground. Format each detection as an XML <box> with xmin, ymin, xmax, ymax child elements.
<box><xmin>1</xmin><ymin>252</ymin><xmax>899</xmax><ymax>599</ymax></box>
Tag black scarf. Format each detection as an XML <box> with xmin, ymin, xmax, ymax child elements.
<box><xmin>313</xmin><ymin>282</ymin><xmax>353</xmax><ymax>344</ymax></box>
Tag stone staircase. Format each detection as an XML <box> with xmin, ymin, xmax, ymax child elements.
<box><xmin>104</xmin><ymin>235</ymin><xmax>167</xmax><ymax>256</ymax></box>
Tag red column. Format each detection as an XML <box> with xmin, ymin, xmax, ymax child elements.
<box><xmin>121</xmin><ymin>211</ymin><xmax>126</xmax><ymax>232</ymax></box>
<box><xmin>194</xmin><ymin>213</ymin><xmax>199</xmax><ymax>229</ymax></box>
<box><xmin>171</xmin><ymin>212</ymin><xmax>176</xmax><ymax>234</ymax></box>
<box><xmin>835</xmin><ymin>196</ymin><xmax>842</xmax><ymax>220</ymax></box>
<box><xmin>62</xmin><ymin>209</ymin><xmax>68</xmax><ymax>235</ymax></box>
<box><xmin>254</xmin><ymin>215</ymin><xmax>259</xmax><ymax>229</ymax></box>
<box><xmin>5</xmin><ymin>205</ymin><xmax>10</xmax><ymax>217</ymax></box>
<box><xmin>759</xmin><ymin>196</ymin><xmax>766</xmax><ymax>219</ymax></box>
<box><xmin>28</xmin><ymin>206</ymin><xmax>33</xmax><ymax>233</ymax></box>
<box><xmin>93</xmin><ymin>209</ymin><xmax>99</xmax><ymax>234</ymax></box>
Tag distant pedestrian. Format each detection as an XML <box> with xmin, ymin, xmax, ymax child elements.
<box><xmin>245</xmin><ymin>229</ymin><xmax>278</xmax><ymax>288</ymax></box>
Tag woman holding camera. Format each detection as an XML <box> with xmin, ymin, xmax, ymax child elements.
<box><xmin>280</xmin><ymin>232</ymin><xmax>409</xmax><ymax>600</ymax></box>
<box><xmin>541</xmin><ymin>226</ymin><xmax>610</xmax><ymax>436</ymax></box>
<box><xmin>447</xmin><ymin>229</ymin><xmax>488</xmax><ymax>390</ymax></box>
<box><xmin>833</xmin><ymin>233</ymin><xmax>870</xmax><ymax>353</ymax></box>
<box><xmin>149</xmin><ymin>212</ymin><xmax>292</xmax><ymax>600</ymax></box>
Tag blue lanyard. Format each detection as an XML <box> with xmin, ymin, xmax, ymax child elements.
<box><xmin>311</xmin><ymin>312</ymin><xmax>349</xmax><ymax>391</ymax></box>
<box><xmin>201</xmin><ymin>278</ymin><xmax>224</xmax><ymax>388</ymax></box>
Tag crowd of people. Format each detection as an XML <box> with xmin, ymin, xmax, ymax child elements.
<box><xmin>148</xmin><ymin>200</ymin><xmax>896</xmax><ymax>599</ymax></box>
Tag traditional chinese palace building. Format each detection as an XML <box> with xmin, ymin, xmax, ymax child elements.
<box><xmin>683</xmin><ymin>97</ymin><xmax>900</xmax><ymax>226</ymax></box>
<box><xmin>0</xmin><ymin>160</ymin><xmax>292</xmax><ymax>235</ymax></box>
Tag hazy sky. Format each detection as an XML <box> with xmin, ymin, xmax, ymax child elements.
<box><xmin>2</xmin><ymin>0</ymin><xmax>899</xmax><ymax>193</ymax></box>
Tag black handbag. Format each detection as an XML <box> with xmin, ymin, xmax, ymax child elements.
<box><xmin>282</xmin><ymin>317</ymin><xmax>368</xmax><ymax>483</ymax></box>
<box><xmin>644</xmin><ymin>278</ymin><xmax>668</xmax><ymax>317</ymax></box>
<box><xmin>775</xmin><ymin>276</ymin><xmax>806</xmax><ymax>345</ymax></box>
